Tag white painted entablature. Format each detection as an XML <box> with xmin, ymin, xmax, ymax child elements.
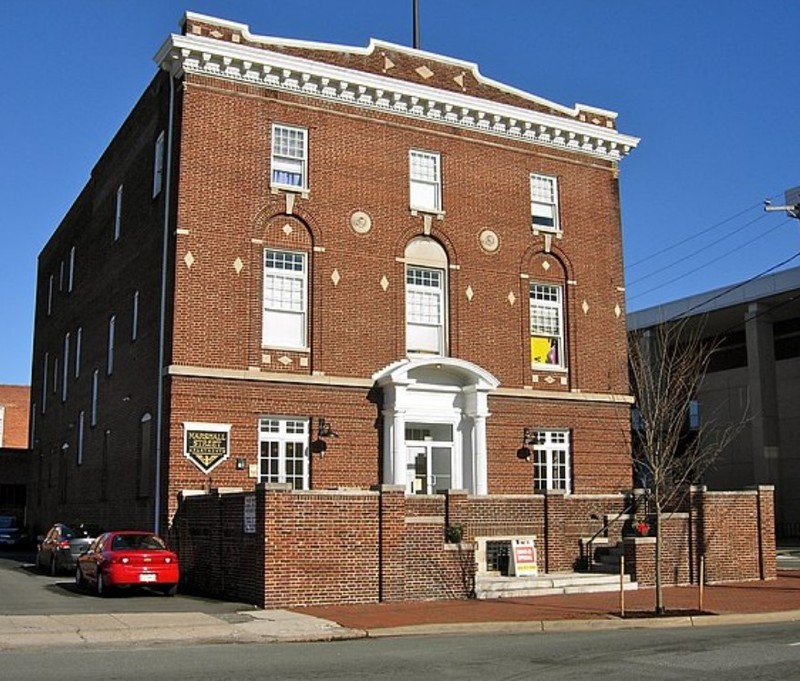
<box><xmin>154</xmin><ymin>12</ymin><xmax>639</xmax><ymax>161</ymax></box>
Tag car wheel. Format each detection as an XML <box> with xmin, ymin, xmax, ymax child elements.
<box><xmin>75</xmin><ymin>566</ymin><xmax>85</xmax><ymax>589</ymax></box>
<box><xmin>160</xmin><ymin>584</ymin><xmax>177</xmax><ymax>597</ymax></box>
<box><xmin>96</xmin><ymin>571</ymin><xmax>111</xmax><ymax>597</ymax></box>
<box><xmin>50</xmin><ymin>557</ymin><xmax>57</xmax><ymax>577</ymax></box>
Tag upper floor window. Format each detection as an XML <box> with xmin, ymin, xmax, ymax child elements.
<box><xmin>114</xmin><ymin>185</ymin><xmax>123</xmax><ymax>241</ymax></box>
<box><xmin>107</xmin><ymin>315</ymin><xmax>116</xmax><ymax>375</ymax></box>
<box><xmin>271</xmin><ymin>124</ymin><xmax>308</xmax><ymax>191</ymax></box>
<box><xmin>531</xmin><ymin>430</ymin><xmax>570</xmax><ymax>492</ymax></box>
<box><xmin>409</xmin><ymin>150</ymin><xmax>441</xmax><ymax>212</ymax></box>
<box><xmin>529</xmin><ymin>283</ymin><xmax>565</xmax><ymax>369</ymax></box>
<box><xmin>67</xmin><ymin>246</ymin><xmax>75</xmax><ymax>293</ymax></box>
<box><xmin>406</xmin><ymin>266</ymin><xmax>446</xmax><ymax>355</ymax></box>
<box><xmin>77</xmin><ymin>410</ymin><xmax>85</xmax><ymax>466</ymax></box>
<box><xmin>61</xmin><ymin>333</ymin><xmax>70</xmax><ymax>403</ymax></box>
<box><xmin>132</xmin><ymin>291</ymin><xmax>139</xmax><ymax>342</ymax></box>
<box><xmin>153</xmin><ymin>131</ymin><xmax>165</xmax><ymax>198</ymax></box>
<box><xmin>90</xmin><ymin>369</ymin><xmax>99</xmax><ymax>427</ymax></box>
<box><xmin>47</xmin><ymin>274</ymin><xmax>54</xmax><ymax>316</ymax></box>
<box><xmin>530</xmin><ymin>174</ymin><xmax>559</xmax><ymax>232</ymax></box>
<box><xmin>262</xmin><ymin>249</ymin><xmax>307</xmax><ymax>349</ymax></box>
<box><xmin>74</xmin><ymin>327</ymin><xmax>82</xmax><ymax>379</ymax></box>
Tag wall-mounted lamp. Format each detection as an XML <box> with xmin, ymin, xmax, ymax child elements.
<box><xmin>235</xmin><ymin>457</ymin><xmax>246</xmax><ymax>470</ymax></box>
<box><xmin>317</xmin><ymin>418</ymin><xmax>339</xmax><ymax>439</ymax></box>
<box><xmin>517</xmin><ymin>427</ymin><xmax>537</xmax><ymax>461</ymax></box>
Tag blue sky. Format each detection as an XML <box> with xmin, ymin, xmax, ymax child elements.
<box><xmin>1</xmin><ymin>1</ymin><xmax>798</xmax><ymax>385</ymax></box>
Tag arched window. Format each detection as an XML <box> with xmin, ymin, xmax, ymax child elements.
<box><xmin>404</xmin><ymin>237</ymin><xmax>448</xmax><ymax>356</ymax></box>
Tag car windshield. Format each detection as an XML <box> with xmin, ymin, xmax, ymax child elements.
<box><xmin>110</xmin><ymin>534</ymin><xmax>166</xmax><ymax>551</ymax></box>
<box><xmin>0</xmin><ymin>517</ymin><xmax>18</xmax><ymax>529</ymax></box>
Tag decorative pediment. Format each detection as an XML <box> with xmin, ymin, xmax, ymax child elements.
<box><xmin>155</xmin><ymin>14</ymin><xmax>639</xmax><ymax>161</ymax></box>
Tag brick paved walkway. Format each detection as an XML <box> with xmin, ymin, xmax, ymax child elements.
<box><xmin>295</xmin><ymin>571</ymin><xmax>800</xmax><ymax>630</ymax></box>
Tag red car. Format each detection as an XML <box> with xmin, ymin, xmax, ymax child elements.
<box><xmin>75</xmin><ymin>531</ymin><xmax>179</xmax><ymax>596</ymax></box>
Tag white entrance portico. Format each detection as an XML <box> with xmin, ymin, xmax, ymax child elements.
<box><xmin>372</xmin><ymin>357</ymin><xmax>500</xmax><ymax>495</ymax></box>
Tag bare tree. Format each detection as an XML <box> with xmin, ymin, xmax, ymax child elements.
<box><xmin>629</xmin><ymin>317</ymin><xmax>744</xmax><ymax>615</ymax></box>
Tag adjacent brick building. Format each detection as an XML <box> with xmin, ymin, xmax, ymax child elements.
<box><xmin>0</xmin><ymin>385</ymin><xmax>31</xmax><ymax>520</ymax></box>
<box><xmin>29</xmin><ymin>13</ymin><xmax>641</xmax><ymax>538</ymax></box>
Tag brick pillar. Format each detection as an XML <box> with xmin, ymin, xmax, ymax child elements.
<box><xmin>445</xmin><ymin>489</ymin><xmax>468</xmax><ymax>539</ymax></box>
<box><xmin>757</xmin><ymin>484</ymin><xmax>777</xmax><ymax>579</ymax></box>
<box><xmin>624</xmin><ymin>536</ymin><xmax>656</xmax><ymax>586</ymax></box>
<box><xmin>376</xmin><ymin>484</ymin><xmax>405</xmax><ymax>602</ymax></box>
<box><xmin>262</xmin><ymin>482</ymin><xmax>292</xmax><ymax>607</ymax></box>
<box><xmin>544</xmin><ymin>489</ymin><xmax>567</xmax><ymax>573</ymax></box>
<box><xmin>688</xmin><ymin>484</ymin><xmax>706</xmax><ymax>584</ymax></box>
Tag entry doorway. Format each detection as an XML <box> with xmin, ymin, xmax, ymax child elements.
<box><xmin>405</xmin><ymin>423</ymin><xmax>453</xmax><ymax>494</ymax></box>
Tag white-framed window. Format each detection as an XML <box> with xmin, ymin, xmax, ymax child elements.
<box><xmin>41</xmin><ymin>353</ymin><xmax>48</xmax><ymax>414</ymax></box>
<box><xmin>258</xmin><ymin>417</ymin><xmax>309</xmax><ymax>490</ymax></box>
<box><xmin>114</xmin><ymin>184</ymin><xmax>123</xmax><ymax>241</ymax></box>
<box><xmin>77</xmin><ymin>410</ymin><xmax>85</xmax><ymax>466</ymax></box>
<box><xmin>531</xmin><ymin>430</ymin><xmax>570</xmax><ymax>492</ymax></box>
<box><xmin>47</xmin><ymin>274</ymin><xmax>54</xmax><ymax>316</ymax></box>
<box><xmin>270</xmin><ymin>124</ymin><xmax>308</xmax><ymax>191</ymax></box>
<box><xmin>132</xmin><ymin>291</ymin><xmax>139</xmax><ymax>342</ymax></box>
<box><xmin>153</xmin><ymin>130</ymin><xmax>165</xmax><ymax>198</ymax></box>
<box><xmin>107</xmin><ymin>315</ymin><xmax>116</xmax><ymax>375</ymax></box>
<box><xmin>406</xmin><ymin>265</ymin><xmax>446</xmax><ymax>355</ymax></box>
<box><xmin>530</xmin><ymin>174</ymin><xmax>559</xmax><ymax>231</ymax></box>
<box><xmin>90</xmin><ymin>369</ymin><xmax>99</xmax><ymax>427</ymax></box>
<box><xmin>262</xmin><ymin>249</ymin><xmax>307</xmax><ymax>349</ymax></box>
<box><xmin>68</xmin><ymin>246</ymin><xmax>75</xmax><ymax>293</ymax></box>
<box><xmin>409</xmin><ymin>149</ymin><xmax>441</xmax><ymax>212</ymax></box>
<box><xmin>75</xmin><ymin>327</ymin><xmax>82</xmax><ymax>379</ymax></box>
<box><xmin>529</xmin><ymin>283</ymin><xmax>565</xmax><ymax>369</ymax></box>
<box><xmin>61</xmin><ymin>333</ymin><xmax>70</xmax><ymax>403</ymax></box>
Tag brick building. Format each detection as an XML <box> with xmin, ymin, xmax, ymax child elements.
<box><xmin>0</xmin><ymin>385</ymin><xmax>31</xmax><ymax>520</ymax></box>
<box><xmin>29</xmin><ymin>12</ymin><xmax>640</xmax><ymax>537</ymax></box>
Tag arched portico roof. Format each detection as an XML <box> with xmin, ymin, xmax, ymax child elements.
<box><xmin>372</xmin><ymin>357</ymin><xmax>500</xmax><ymax>391</ymax></box>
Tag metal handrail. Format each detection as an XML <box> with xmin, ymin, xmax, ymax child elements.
<box><xmin>584</xmin><ymin>491</ymin><xmax>649</xmax><ymax>572</ymax></box>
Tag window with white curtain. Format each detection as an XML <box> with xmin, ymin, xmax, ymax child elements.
<box><xmin>529</xmin><ymin>283</ymin><xmax>565</xmax><ymax>369</ymax></box>
<box><xmin>271</xmin><ymin>124</ymin><xmax>308</xmax><ymax>190</ymax></box>
<box><xmin>530</xmin><ymin>174</ymin><xmax>559</xmax><ymax>231</ymax></box>
<box><xmin>262</xmin><ymin>249</ymin><xmax>307</xmax><ymax>349</ymax></box>
<box><xmin>409</xmin><ymin>150</ymin><xmax>441</xmax><ymax>212</ymax></box>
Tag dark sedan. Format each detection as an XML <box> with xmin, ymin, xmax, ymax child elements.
<box><xmin>36</xmin><ymin>523</ymin><xmax>99</xmax><ymax>575</ymax></box>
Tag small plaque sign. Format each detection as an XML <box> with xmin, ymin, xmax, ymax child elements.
<box><xmin>243</xmin><ymin>495</ymin><xmax>256</xmax><ymax>534</ymax></box>
<box><xmin>183</xmin><ymin>422</ymin><xmax>231</xmax><ymax>474</ymax></box>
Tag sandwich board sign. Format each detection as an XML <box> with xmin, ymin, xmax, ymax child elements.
<box><xmin>510</xmin><ymin>538</ymin><xmax>538</xmax><ymax>577</ymax></box>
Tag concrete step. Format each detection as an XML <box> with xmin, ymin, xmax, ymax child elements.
<box><xmin>475</xmin><ymin>572</ymin><xmax>637</xmax><ymax>600</ymax></box>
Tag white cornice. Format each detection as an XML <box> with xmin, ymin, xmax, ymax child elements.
<box><xmin>155</xmin><ymin>31</ymin><xmax>639</xmax><ymax>160</ymax></box>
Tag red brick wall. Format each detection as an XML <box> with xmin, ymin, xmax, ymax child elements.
<box><xmin>172</xmin><ymin>485</ymin><xmax>775</xmax><ymax>607</ymax></box>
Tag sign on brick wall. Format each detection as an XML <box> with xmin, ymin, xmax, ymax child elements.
<box><xmin>183</xmin><ymin>422</ymin><xmax>231</xmax><ymax>474</ymax></box>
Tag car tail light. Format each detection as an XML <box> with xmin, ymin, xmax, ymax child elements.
<box><xmin>110</xmin><ymin>556</ymin><xmax>130</xmax><ymax>564</ymax></box>
<box><xmin>58</xmin><ymin>540</ymin><xmax>71</xmax><ymax>550</ymax></box>
<box><xmin>164</xmin><ymin>557</ymin><xmax>172</xmax><ymax>564</ymax></box>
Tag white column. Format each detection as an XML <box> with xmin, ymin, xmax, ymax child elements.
<box><xmin>392</xmin><ymin>409</ymin><xmax>407</xmax><ymax>487</ymax></box>
<box><xmin>474</xmin><ymin>413</ymin><xmax>488</xmax><ymax>495</ymax></box>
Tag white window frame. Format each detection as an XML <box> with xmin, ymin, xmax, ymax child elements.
<box><xmin>68</xmin><ymin>246</ymin><xmax>75</xmax><ymax>293</ymax></box>
<box><xmin>530</xmin><ymin>173</ymin><xmax>560</xmax><ymax>232</ymax></box>
<box><xmin>132</xmin><ymin>291</ymin><xmax>139</xmax><ymax>342</ymax></box>
<box><xmin>529</xmin><ymin>283</ymin><xmax>565</xmax><ymax>369</ymax></box>
<box><xmin>75</xmin><ymin>327</ymin><xmax>82</xmax><ymax>379</ymax></box>
<box><xmin>262</xmin><ymin>249</ymin><xmax>308</xmax><ymax>350</ymax></box>
<box><xmin>114</xmin><ymin>184</ymin><xmax>123</xmax><ymax>241</ymax></box>
<box><xmin>90</xmin><ymin>369</ymin><xmax>99</xmax><ymax>427</ymax></box>
<box><xmin>153</xmin><ymin>130</ymin><xmax>165</xmax><ymax>198</ymax></box>
<box><xmin>270</xmin><ymin>124</ymin><xmax>308</xmax><ymax>191</ymax></box>
<box><xmin>531</xmin><ymin>430</ymin><xmax>571</xmax><ymax>492</ymax></box>
<box><xmin>405</xmin><ymin>265</ymin><xmax>446</xmax><ymax>355</ymax></box>
<box><xmin>258</xmin><ymin>417</ymin><xmax>309</xmax><ymax>490</ymax></box>
<box><xmin>409</xmin><ymin>149</ymin><xmax>441</xmax><ymax>213</ymax></box>
<box><xmin>61</xmin><ymin>333</ymin><xmax>70</xmax><ymax>403</ymax></box>
<box><xmin>41</xmin><ymin>353</ymin><xmax>48</xmax><ymax>414</ymax></box>
<box><xmin>77</xmin><ymin>410</ymin><xmax>85</xmax><ymax>466</ymax></box>
<box><xmin>107</xmin><ymin>315</ymin><xmax>116</xmax><ymax>375</ymax></box>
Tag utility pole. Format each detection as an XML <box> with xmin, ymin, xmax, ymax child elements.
<box><xmin>412</xmin><ymin>0</ymin><xmax>420</xmax><ymax>49</ymax></box>
<box><xmin>764</xmin><ymin>186</ymin><xmax>800</xmax><ymax>220</ymax></box>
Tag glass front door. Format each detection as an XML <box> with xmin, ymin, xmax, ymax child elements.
<box><xmin>405</xmin><ymin>423</ymin><xmax>453</xmax><ymax>494</ymax></box>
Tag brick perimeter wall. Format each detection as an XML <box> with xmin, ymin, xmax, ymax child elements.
<box><xmin>172</xmin><ymin>485</ymin><xmax>776</xmax><ymax>607</ymax></box>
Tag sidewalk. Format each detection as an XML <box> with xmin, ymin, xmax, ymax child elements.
<box><xmin>2</xmin><ymin>571</ymin><xmax>800</xmax><ymax>650</ymax></box>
